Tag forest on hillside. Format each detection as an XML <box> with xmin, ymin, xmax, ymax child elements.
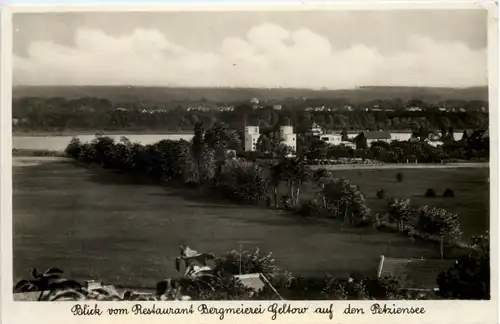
<box><xmin>13</xmin><ymin>95</ymin><xmax>488</xmax><ymax>133</ymax></box>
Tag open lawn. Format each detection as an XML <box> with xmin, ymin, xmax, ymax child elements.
<box><xmin>12</xmin><ymin>158</ymin><xmax>461</xmax><ymax>289</ymax></box>
<box><xmin>288</xmin><ymin>166</ymin><xmax>490</xmax><ymax>239</ymax></box>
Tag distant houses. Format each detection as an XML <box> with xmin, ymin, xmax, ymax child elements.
<box><xmin>319</xmin><ymin>134</ymin><xmax>343</xmax><ymax>146</ymax></box>
<box><xmin>306</xmin><ymin>122</ymin><xmax>324</xmax><ymax>137</ymax></box>
<box><xmin>354</xmin><ymin>131</ymin><xmax>391</xmax><ymax>149</ymax></box>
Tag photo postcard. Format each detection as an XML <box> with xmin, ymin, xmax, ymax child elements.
<box><xmin>1</xmin><ymin>2</ymin><xmax>498</xmax><ymax>324</ymax></box>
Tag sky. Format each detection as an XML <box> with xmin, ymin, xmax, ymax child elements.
<box><xmin>13</xmin><ymin>10</ymin><xmax>489</xmax><ymax>89</ymax></box>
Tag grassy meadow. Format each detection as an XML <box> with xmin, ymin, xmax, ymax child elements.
<box><xmin>13</xmin><ymin>158</ymin><xmax>489</xmax><ymax>288</ymax></box>
<box><xmin>291</xmin><ymin>166</ymin><xmax>490</xmax><ymax>239</ymax></box>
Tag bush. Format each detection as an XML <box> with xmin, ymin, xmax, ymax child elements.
<box><xmin>396</xmin><ymin>172</ymin><xmax>404</xmax><ymax>183</ymax></box>
<box><xmin>214</xmin><ymin>159</ymin><xmax>268</xmax><ymax>203</ymax></box>
<box><xmin>443</xmin><ymin>188</ymin><xmax>455</xmax><ymax>198</ymax></box>
<box><xmin>65</xmin><ymin>137</ymin><xmax>83</xmax><ymax>159</ymax></box>
<box><xmin>297</xmin><ymin>200</ymin><xmax>322</xmax><ymax>217</ymax></box>
<box><xmin>424</xmin><ymin>188</ymin><xmax>437</xmax><ymax>197</ymax></box>
<box><xmin>376</xmin><ymin>189</ymin><xmax>386</xmax><ymax>199</ymax></box>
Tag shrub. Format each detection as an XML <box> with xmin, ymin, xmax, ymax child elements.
<box><xmin>443</xmin><ymin>188</ymin><xmax>455</xmax><ymax>198</ymax></box>
<box><xmin>214</xmin><ymin>159</ymin><xmax>268</xmax><ymax>203</ymax></box>
<box><xmin>297</xmin><ymin>200</ymin><xmax>322</xmax><ymax>217</ymax></box>
<box><xmin>376</xmin><ymin>189</ymin><xmax>386</xmax><ymax>199</ymax></box>
<box><xmin>65</xmin><ymin>137</ymin><xmax>82</xmax><ymax>159</ymax></box>
<box><xmin>396</xmin><ymin>172</ymin><xmax>404</xmax><ymax>183</ymax></box>
<box><xmin>424</xmin><ymin>188</ymin><xmax>437</xmax><ymax>197</ymax></box>
<box><xmin>214</xmin><ymin>248</ymin><xmax>278</xmax><ymax>278</ymax></box>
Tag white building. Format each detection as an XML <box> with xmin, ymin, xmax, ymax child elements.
<box><xmin>308</xmin><ymin>122</ymin><xmax>324</xmax><ymax>136</ymax></box>
<box><xmin>279</xmin><ymin>126</ymin><xmax>297</xmax><ymax>153</ymax></box>
<box><xmin>391</xmin><ymin>132</ymin><xmax>413</xmax><ymax>141</ymax></box>
<box><xmin>244</xmin><ymin>126</ymin><xmax>260</xmax><ymax>151</ymax></box>
<box><xmin>319</xmin><ymin>134</ymin><xmax>342</xmax><ymax>146</ymax></box>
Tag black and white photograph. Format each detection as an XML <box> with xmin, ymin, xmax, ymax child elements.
<box><xmin>8</xmin><ymin>4</ymin><xmax>494</xmax><ymax>306</ymax></box>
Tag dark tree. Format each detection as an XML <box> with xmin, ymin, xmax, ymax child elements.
<box><xmin>437</xmin><ymin>232</ymin><xmax>490</xmax><ymax>299</ymax></box>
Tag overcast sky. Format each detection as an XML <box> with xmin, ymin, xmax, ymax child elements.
<box><xmin>13</xmin><ymin>10</ymin><xmax>488</xmax><ymax>89</ymax></box>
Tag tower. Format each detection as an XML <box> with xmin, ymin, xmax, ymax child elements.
<box><xmin>244</xmin><ymin>126</ymin><xmax>260</xmax><ymax>151</ymax></box>
<box><xmin>279</xmin><ymin>126</ymin><xmax>296</xmax><ymax>153</ymax></box>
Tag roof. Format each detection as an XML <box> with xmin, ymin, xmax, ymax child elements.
<box><xmin>311</xmin><ymin>122</ymin><xmax>322</xmax><ymax>129</ymax></box>
<box><xmin>358</xmin><ymin>131</ymin><xmax>391</xmax><ymax>140</ymax></box>
<box><xmin>378</xmin><ymin>256</ymin><xmax>456</xmax><ymax>290</ymax></box>
<box><xmin>233</xmin><ymin>273</ymin><xmax>266</xmax><ymax>291</ymax></box>
<box><xmin>463</xmin><ymin>129</ymin><xmax>475</xmax><ymax>137</ymax></box>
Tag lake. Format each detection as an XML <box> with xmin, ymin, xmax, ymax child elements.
<box><xmin>13</xmin><ymin>132</ymin><xmax>466</xmax><ymax>151</ymax></box>
<box><xmin>13</xmin><ymin>134</ymin><xmax>195</xmax><ymax>151</ymax></box>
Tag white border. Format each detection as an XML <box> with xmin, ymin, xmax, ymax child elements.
<box><xmin>1</xmin><ymin>2</ymin><xmax>499</xmax><ymax>324</ymax></box>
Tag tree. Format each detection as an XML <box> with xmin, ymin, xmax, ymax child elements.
<box><xmin>416</xmin><ymin>206</ymin><xmax>462</xmax><ymax>259</ymax></box>
<box><xmin>436</xmin><ymin>232</ymin><xmax>489</xmax><ymax>299</ymax></box>
<box><xmin>199</xmin><ymin>145</ymin><xmax>217</xmax><ymax>183</ymax></box>
<box><xmin>322</xmin><ymin>177</ymin><xmax>371</xmax><ymax>225</ymax></box>
<box><xmin>278</xmin><ymin>158</ymin><xmax>310</xmax><ymax>207</ymax></box>
<box><xmin>269</xmin><ymin>162</ymin><xmax>285</xmax><ymax>208</ymax></box>
<box><xmin>215</xmin><ymin>158</ymin><xmax>268</xmax><ymax>203</ymax></box>
<box><xmin>313</xmin><ymin>169</ymin><xmax>334</xmax><ymax>208</ymax></box>
<box><xmin>388</xmin><ymin>198</ymin><xmax>414</xmax><ymax>231</ymax></box>
<box><xmin>256</xmin><ymin>134</ymin><xmax>272</xmax><ymax>154</ymax></box>
<box><xmin>204</xmin><ymin>122</ymin><xmax>242</xmax><ymax>160</ymax></box>
<box><xmin>192</xmin><ymin>122</ymin><xmax>205</xmax><ymax>178</ymax></box>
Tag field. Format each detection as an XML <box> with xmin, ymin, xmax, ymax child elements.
<box><xmin>294</xmin><ymin>165</ymin><xmax>490</xmax><ymax>239</ymax></box>
<box><xmin>13</xmin><ymin>158</ymin><xmax>489</xmax><ymax>289</ymax></box>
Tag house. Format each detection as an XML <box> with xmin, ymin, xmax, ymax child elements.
<box><xmin>424</xmin><ymin>138</ymin><xmax>443</xmax><ymax>148</ymax></box>
<box><xmin>307</xmin><ymin>122</ymin><xmax>324</xmax><ymax>136</ymax></box>
<box><xmin>218</xmin><ymin>106</ymin><xmax>235</xmax><ymax>112</ymax></box>
<box><xmin>377</xmin><ymin>255</ymin><xmax>455</xmax><ymax>291</ymax></box>
<box><xmin>340</xmin><ymin>141</ymin><xmax>356</xmax><ymax>149</ymax></box>
<box><xmin>279</xmin><ymin>125</ymin><xmax>297</xmax><ymax>153</ymax></box>
<box><xmin>273</xmin><ymin>104</ymin><xmax>282</xmax><ymax>111</ymax></box>
<box><xmin>391</xmin><ymin>131</ymin><xmax>413</xmax><ymax>142</ymax></box>
<box><xmin>354</xmin><ymin>131</ymin><xmax>392</xmax><ymax>149</ymax></box>
<box><xmin>233</xmin><ymin>273</ymin><xmax>266</xmax><ymax>291</ymax></box>
<box><xmin>319</xmin><ymin>134</ymin><xmax>342</xmax><ymax>146</ymax></box>
<box><xmin>250</xmin><ymin>98</ymin><xmax>260</xmax><ymax>109</ymax></box>
<box><xmin>462</xmin><ymin>129</ymin><xmax>488</xmax><ymax>142</ymax></box>
<box><xmin>461</xmin><ymin>129</ymin><xmax>475</xmax><ymax>141</ymax></box>
<box><xmin>233</xmin><ymin>273</ymin><xmax>282</xmax><ymax>298</ymax></box>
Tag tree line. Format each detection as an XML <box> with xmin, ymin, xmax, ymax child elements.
<box><xmin>13</xmin><ymin>96</ymin><xmax>488</xmax><ymax>133</ymax></box>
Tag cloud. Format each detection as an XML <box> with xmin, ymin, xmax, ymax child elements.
<box><xmin>13</xmin><ymin>23</ymin><xmax>488</xmax><ymax>88</ymax></box>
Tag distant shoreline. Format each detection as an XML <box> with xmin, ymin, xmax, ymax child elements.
<box><xmin>13</xmin><ymin>130</ymin><xmax>195</xmax><ymax>137</ymax></box>
<box><xmin>13</xmin><ymin>129</ymin><xmax>467</xmax><ymax>137</ymax></box>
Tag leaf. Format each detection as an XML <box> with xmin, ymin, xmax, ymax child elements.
<box><xmin>44</xmin><ymin>268</ymin><xmax>64</xmax><ymax>275</ymax></box>
<box><xmin>48</xmin><ymin>289</ymin><xmax>86</xmax><ymax>301</ymax></box>
<box><xmin>47</xmin><ymin>279</ymin><xmax>83</xmax><ymax>291</ymax></box>
<box><xmin>14</xmin><ymin>279</ymin><xmax>31</xmax><ymax>291</ymax></box>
